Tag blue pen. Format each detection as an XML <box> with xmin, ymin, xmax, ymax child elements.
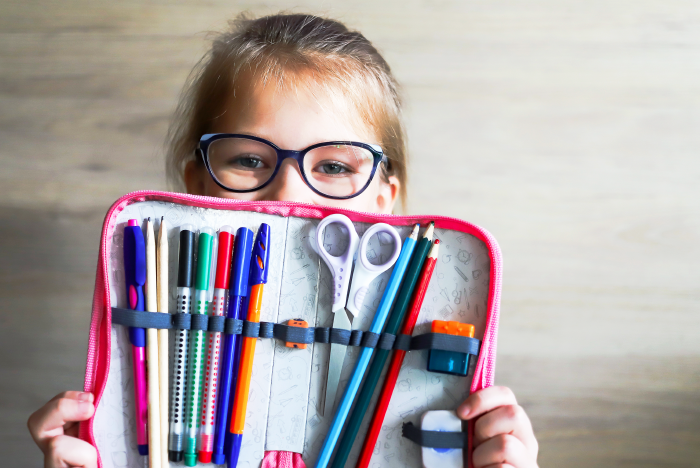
<box><xmin>228</xmin><ymin>224</ymin><xmax>271</xmax><ymax>468</ymax></box>
<box><xmin>124</xmin><ymin>219</ymin><xmax>149</xmax><ymax>456</ymax></box>
<box><xmin>314</xmin><ymin>224</ymin><xmax>420</xmax><ymax>468</ymax></box>
<box><xmin>211</xmin><ymin>227</ymin><xmax>254</xmax><ymax>465</ymax></box>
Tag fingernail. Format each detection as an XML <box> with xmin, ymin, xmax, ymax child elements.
<box><xmin>457</xmin><ymin>403</ymin><xmax>471</xmax><ymax>419</ymax></box>
<box><xmin>78</xmin><ymin>392</ymin><xmax>94</xmax><ymax>403</ymax></box>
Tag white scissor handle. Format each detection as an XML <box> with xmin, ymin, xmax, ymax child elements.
<box><xmin>346</xmin><ymin>223</ymin><xmax>402</xmax><ymax>317</ymax></box>
<box><xmin>316</xmin><ymin>214</ymin><xmax>360</xmax><ymax>313</ymax></box>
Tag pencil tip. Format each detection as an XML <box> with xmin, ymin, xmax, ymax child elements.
<box><xmin>423</xmin><ymin>222</ymin><xmax>435</xmax><ymax>240</ymax></box>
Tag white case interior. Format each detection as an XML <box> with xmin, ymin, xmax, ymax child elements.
<box><xmin>93</xmin><ymin>201</ymin><xmax>492</xmax><ymax>468</ymax></box>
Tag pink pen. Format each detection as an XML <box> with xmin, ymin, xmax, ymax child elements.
<box><xmin>123</xmin><ymin>219</ymin><xmax>149</xmax><ymax>455</ymax></box>
<box><xmin>198</xmin><ymin>226</ymin><xmax>234</xmax><ymax>463</ymax></box>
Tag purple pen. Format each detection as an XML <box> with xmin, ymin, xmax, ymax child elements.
<box><xmin>211</xmin><ymin>227</ymin><xmax>254</xmax><ymax>465</ymax></box>
<box><xmin>123</xmin><ymin>219</ymin><xmax>149</xmax><ymax>456</ymax></box>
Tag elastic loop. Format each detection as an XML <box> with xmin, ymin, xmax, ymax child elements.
<box><xmin>402</xmin><ymin>422</ymin><xmax>467</xmax><ymax>449</ymax></box>
<box><xmin>208</xmin><ymin>315</ymin><xmax>226</xmax><ymax>333</ymax></box>
<box><xmin>172</xmin><ymin>313</ymin><xmax>190</xmax><ymax>330</ymax></box>
<box><xmin>360</xmin><ymin>332</ymin><xmax>380</xmax><ymax>348</ymax></box>
<box><xmin>259</xmin><ymin>322</ymin><xmax>275</xmax><ymax>339</ymax></box>
<box><xmin>393</xmin><ymin>334</ymin><xmax>412</xmax><ymax>351</ymax></box>
<box><xmin>225</xmin><ymin>318</ymin><xmax>243</xmax><ymax>335</ymax></box>
<box><xmin>348</xmin><ymin>330</ymin><xmax>363</xmax><ymax>347</ymax></box>
<box><xmin>329</xmin><ymin>328</ymin><xmax>351</xmax><ymax>346</ymax></box>
<box><xmin>242</xmin><ymin>321</ymin><xmax>260</xmax><ymax>338</ymax></box>
<box><xmin>377</xmin><ymin>333</ymin><xmax>396</xmax><ymax>350</ymax></box>
<box><xmin>190</xmin><ymin>314</ymin><xmax>208</xmax><ymax>331</ymax></box>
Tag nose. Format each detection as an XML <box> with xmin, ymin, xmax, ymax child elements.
<box><xmin>259</xmin><ymin>158</ymin><xmax>314</xmax><ymax>203</ymax></box>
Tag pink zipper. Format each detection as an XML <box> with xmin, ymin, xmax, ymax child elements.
<box><xmin>79</xmin><ymin>190</ymin><xmax>503</xmax><ymax>461</ymax></box>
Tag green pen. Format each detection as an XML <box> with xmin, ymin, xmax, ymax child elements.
<box><xmin>184</xmin><ymin>227</ymin><xmax>215</xmax><ymax>467</ymax></box>
<box><xmin>330</xmin><ymin>222</ymin><xmax>434</xmax><ymax>468</ymax></box>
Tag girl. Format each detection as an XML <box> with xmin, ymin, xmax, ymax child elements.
<box><xmin>28</xmin><ymin>14</ymin><xmax>538</xmax><ymax>468</ymax></box>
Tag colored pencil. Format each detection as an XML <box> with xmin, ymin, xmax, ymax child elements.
<box><xmin>157</xmin><ymin>217</ymin><xmax>169</xmax><ymax>468</ymax></box>
<box><xmin>356</xmin><ymin>240</ymin><xmax>440</xmax><ymax>468</ymax></box>
<box><xmin>329</xmin><ymin>222</ymin><xmax>435</xmax><ymax>468</ymax></box>
<box><xmin>145</xmin><ymin>219</ymin><xmax>162</xmax><ymax>468</ymax></box>
<box><xmin>314</xmin><ymin>224</ymin><xmax>420</xmax><ymax>468</ymax></box>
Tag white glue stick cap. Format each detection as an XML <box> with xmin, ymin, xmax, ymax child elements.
<box><xmin>421</xmin><ymin>410</ymin><xmax>464</xmax><ymax>468</ymax></box>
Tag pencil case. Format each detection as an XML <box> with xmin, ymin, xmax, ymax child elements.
<box><xmin>79</xmin><ymin>190</ymin><xmax>502</xmax><ymax>468</ymax></box>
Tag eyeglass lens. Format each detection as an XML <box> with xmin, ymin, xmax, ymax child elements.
<box><xmin>207</xmin><ymin>137</ymin><xmax>376</xmax><ymax>197</ymax></box>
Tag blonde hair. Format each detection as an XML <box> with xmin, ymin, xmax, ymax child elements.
<box><xmin>166</xmin><ymin>13</ymin><xmax>408</xmax><ymax>207</ymax></box>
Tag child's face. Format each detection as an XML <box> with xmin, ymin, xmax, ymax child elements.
<box><xmin>185</xmin><ymin>73</ymin><xmax>400</xmax><ymax>214</ymax></box>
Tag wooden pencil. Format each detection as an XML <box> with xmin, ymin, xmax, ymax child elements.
<box><xmin>156</xmin><ymin>217</ymin><xmax>169</xmax><ymax>468</ymax></box>
<box><xmin>145</xmin><ymin>219</ymin><xmax>161</xmax><ymax>468</ymax></box>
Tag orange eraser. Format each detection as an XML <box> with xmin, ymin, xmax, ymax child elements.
<box><xmin>431</xmin><ymin>320</ymin><xmax>475</xmax><ymax>338</ymax></box>
<box><xmin>286</xmin><ymin>319</ymin><xmax>309</xmax><ymax>349</ymax></box>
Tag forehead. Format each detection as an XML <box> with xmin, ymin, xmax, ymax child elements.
<box><xmin>211</xmin><ymin>67</ymin><xmax>379</xmax><ymax>147</ymax></box>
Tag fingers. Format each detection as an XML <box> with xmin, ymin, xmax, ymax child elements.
<box><xmin>28</xmin><ymin>392</ymin><xmax>95</xmax><ymax>450</ymax></box>
<box><xmin>473</xmin><ymin>434</ymin><xmax>537</xmax><ymax>468</ymax></box>
<box><xmin>474</xmin><ymin>404</ymin><xmax>538</xmax><ymax>457</ymax></box>
<box><xmin>45</xmin><ymin>435</ymin><xmax>98</xmax><ymax>468</ymax></box>
<box><xmin>457</xmin><ymin>386</ymin><xmax>517</xmax><ymax>420</ymax></box>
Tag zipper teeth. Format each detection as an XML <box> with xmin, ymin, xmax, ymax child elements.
<box><xmin>86</xmin><ymin>190</ymin><xmax>503</xmax><ymax>428</ymax></box>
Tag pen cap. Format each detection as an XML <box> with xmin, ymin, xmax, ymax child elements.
<box><xmin>195</xmin><ymin>227</ymin><xmax>215</xmax><ymax>290</ymax></box>
<box><xmin>214</xmin><ymin>226</ymin><xmax>235</xmax><ymax>289</ymax></box>
<box><xmin>124</xmin><ymin>221</ymin><xmax>146</xmax><ymax>288</ymax></box>
<box><xmin>249</xmin><ymin>223</ymin><xmax>271</xmax><ymax>285</ymax></box>
<box><xmin>177</xmin><ymin>224</ymin><xmax>196</xmax><ymax>288</ymax></box>
<box><xmin>230</xmin><ymin>227</ymin><xmax>254</xmax><ymax>296</ymax></box>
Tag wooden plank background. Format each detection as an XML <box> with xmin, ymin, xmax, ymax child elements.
<box><xmin>1</xmin><ymin>1</ymin><xmax>699</xmax><ymax>466</ymax></box>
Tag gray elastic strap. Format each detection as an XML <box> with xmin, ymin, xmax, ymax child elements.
<box><xmin>273</xmin><ymin>324</ymin><xmax>315</xmax><ymax>344</ymax></box>
<box><xmin>315</xmin><ymin>327</ymin><xmax>330</xmax><ymax>343</ymax></box>
<box><xmin>329</xmin><ymin>328</ymin><xmax>351</xmax><ymax>346</ymax></box>
<box><xmin>173</xmin><ymin>313</ymin><xmax>191</xmax><ymax>330</ymax></box>
<box><xmin>348</xmin><ymin>330</ymin><xmax>364</xmax><ymax>347</ymax></box>
<box><xmin>225</xmin><ymin>318</ymin><xmax>243</xmax><ymax>335</ymax></box>
<box><xmin>191</xmin><ymin>314</ymin><xmax>208</xmax><ymax>331</ymax></box>
<box><xmin>112</xmin><ymin>307</ymin><xmax>172</xmax><ymax>329</ymax></box>
<box><xmin>361</xmin><ymin>332</ymin><xmax>380</xmax><ymax>348</ymax></box>
<box><xmin>242</xmin><ymin>321</ymin><xmax>260</xmax><ymax>338</ymax></box>
<box><xmin>402</xmin><ymin>422</ymin><xmax>468</xmax><ymax>449</ymax></box>
<box><xmin>393</xmin><ymin>334</ymin><xmax>412</xmax><ymax>351</ymax></box>
<box><xmin>410</xmin><ymin>333</ymin><xmax>480</xmax><ymax>355</ymax></box>
<box><xmin>377</xmin><ymin>333</ymin><xmax>396</xmax><ymax>350</ymax></box>
<box><xmin>208</xmin><ymin>315</ymin><xmax>226</xmax><ymax>333</ymax></box>
<box><xmin>259</xmin><ymin>322</ymin><xmax>275</xmax><ymax>338</ymax></box>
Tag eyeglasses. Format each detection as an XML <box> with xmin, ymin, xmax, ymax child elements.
<box><xmin>197</xmin><ymin>133</ymin><xmax>388</xmax><ymax>200</ymax></box>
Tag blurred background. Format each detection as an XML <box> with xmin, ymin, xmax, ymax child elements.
<box><xmin>1</xmin><ymin>1</ymin><xmax>699</xmax><ymax>466</ymax></box>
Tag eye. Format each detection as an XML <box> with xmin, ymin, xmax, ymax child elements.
<box><xmin>314</xmin><ymin>161</ymin><xmax>353</xmax><ymax>176</ymax></box>
<box><xmin>230</xmin><ymin>154</ymin><xmax>267</xmax><ymax>170</ymax></box>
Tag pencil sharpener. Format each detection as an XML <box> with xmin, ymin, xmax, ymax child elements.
<box><xmin>286</xmin><ymin>319</ymin><xmax>309</xmax><ymax>349</ymax></box>
<box><xmin>427</xmin><ymin>320</ymin><xmax>474</xmax><ymax>377</ymax></box>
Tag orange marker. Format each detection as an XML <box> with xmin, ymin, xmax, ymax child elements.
<box><xmin>227</xmin><ymin>223</ymin><xmax>270</xmax><ymax>467</ymax></box>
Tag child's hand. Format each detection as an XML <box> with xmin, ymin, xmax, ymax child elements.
<box><xmin>28</xmin><ymin>391</ymin><xmax>98</xmax><ymax>468</ymax></box>
<box><xmin>458</xmin><ymin>386</ymin><xmax>538</xmax><ymax>468</ymax></box>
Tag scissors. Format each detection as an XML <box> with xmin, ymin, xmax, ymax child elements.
<box><xmin>316</xmin><ymin>214</ymin><xmax>402</xmax><ymax>416</ymax></box>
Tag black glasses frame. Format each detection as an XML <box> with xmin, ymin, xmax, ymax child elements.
<box><xmin>197</xmin><ymin>133</ymin><xmax>388</xmax><ymax>200</ymax></box>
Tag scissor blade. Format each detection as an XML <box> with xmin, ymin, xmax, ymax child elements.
<box><xmin>323</xmin><ymin>310</ymin><xmax>352</xmax><ymax>416</ymax></box>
